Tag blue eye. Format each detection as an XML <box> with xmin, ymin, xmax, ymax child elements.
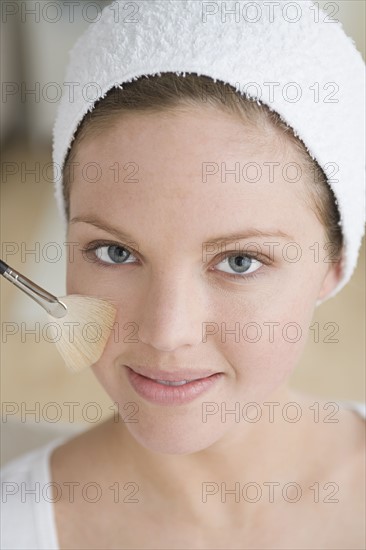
<box><xmin>88</xmin><ymin>243</ymin><xmax>136</xmax><ymax>265</ymax></box>
<box><xmin>215</xmin><ymin>254</ymin><xmax>262</xmax><ymax>278</ymax></box>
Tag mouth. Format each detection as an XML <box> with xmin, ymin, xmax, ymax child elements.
<box><xmin>125</xmin><ymin>365</ymin><xmax>222</xmax><ymax>383</ymax></box>
<box><xmin>123</xmin><ymin>365</ymin><xmax>224</xmax><ymax>406</ymax></box>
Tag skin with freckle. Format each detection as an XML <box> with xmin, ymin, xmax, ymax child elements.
<box><xmin>50</xmin><ymin>106</ymin><xmax>365</xmax><ymax>549</ymax></box>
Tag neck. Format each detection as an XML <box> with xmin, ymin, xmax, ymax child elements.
<box><xmin>102</xmin><ymin>383</ymin><xmax>311</xmax><ymax>527</ymax></box>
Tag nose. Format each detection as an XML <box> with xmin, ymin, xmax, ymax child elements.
<box><xmin>135</xmin><ymin>267</ymin><xmax>205</xmax><ymax>352</ymax></box>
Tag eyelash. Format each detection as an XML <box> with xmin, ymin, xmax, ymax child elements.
<box><xmin>81</xmin><ymin>239</ymin><xmax>269</xmax><ymax>282</ymax></box>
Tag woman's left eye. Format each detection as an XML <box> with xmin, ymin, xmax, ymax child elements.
<box><xmin>92</xmin><ymin>244</ymin><xmax>136</xmax><ymax>265</ymax></box>
<box><xmin>215</xmin><ymin>254</ymin><xmax>263</xmax><ymax>279</ymax></box>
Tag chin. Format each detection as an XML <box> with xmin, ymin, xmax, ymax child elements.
<box><xmin>124</xmin><ymin>414</ymin><xmax>226</xmax><ymax>455</ymax></box>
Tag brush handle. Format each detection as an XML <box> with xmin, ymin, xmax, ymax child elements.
<box><xmin>0</xmin><ymin>259</ymin><xmax>67</xmax><ymax>318</ymax></box>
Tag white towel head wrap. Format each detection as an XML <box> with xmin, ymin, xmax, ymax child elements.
<box><xmin>53</xmin><ymin>0</ymin><xmax>365</xmax><ymax>305</ymax></box>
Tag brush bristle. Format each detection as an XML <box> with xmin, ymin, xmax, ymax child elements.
<box><xmin>48</xmin><ymin>295</ymin><xmax>116</xmax><ymax>373</ymax></box>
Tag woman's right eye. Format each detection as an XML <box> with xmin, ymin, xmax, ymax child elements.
<box><xmin>94</xmin><ymin>244</ymin><xmax>136</xmax><ymax>265</ymax></box>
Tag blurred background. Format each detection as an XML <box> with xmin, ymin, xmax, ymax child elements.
<box><xmin>1</xmin><ymin>0</ymin><xmax>365</xmax><ymax>465</ymax></box>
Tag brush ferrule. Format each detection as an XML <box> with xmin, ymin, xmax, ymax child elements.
<box><xmin>2</xmin><ymin>268</ymin><xmax>67</xmax><ymax>318</ymax></box>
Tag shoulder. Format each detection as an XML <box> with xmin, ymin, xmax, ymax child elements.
<box><xmin>288</xmin><ymin>391</ymin><xmax>365</xmax><ymax>473</ymax></box>
<box><xmin>289</xmin><ymin>392</ymin><xmax>365</xmax><ymax>544</ymax></box>
<box><xmin>1</xmin><ymin>435</ymin><xmax>71</xmax><ymax>483</ymax></box>
<box><xmin>0</xmin><ymin>437</ymin><xmax>67</xmax><ymax>550</ymax></box>
<box><xmin>50</xmin><ymin>417</ymin><xmax>114</xmax><ymax>482</ymax></box>
<box><xmin>301</xmin><ymin>394</ymin><xmax>365</xmax><ymax>507</ymax></box>
<box><xmin>328</xmin><ymin>407</ymin><xmax>365</xmax><ymax>540</ymax></box>
<box><xmin>333</xmin><ymin>400</ymin><xmax>366</xmax><ymax>489</ymax></box>
<box><xmin>338</xmin><ymin>400</ymin><xmax>366</xmax><ymax>421</ymax></box>
<box><xmin>335</xmin><ymin>400</ymin><xmax>366</xmax><ymax>459</ymax></box>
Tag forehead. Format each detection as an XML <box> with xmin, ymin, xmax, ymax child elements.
<box><xmin>68</xmin><ymin>106</ymin><xmax>315</xmax><ymax>242</ymax></box>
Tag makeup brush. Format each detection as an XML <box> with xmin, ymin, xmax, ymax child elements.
<box><xmin>0</xmin><ymin>259</ymin><xmax>116</xmax><ymax>373</ymax></box>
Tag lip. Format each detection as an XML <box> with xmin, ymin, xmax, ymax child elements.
<box><xmin>124</xmin><ymin>365</ymin><xmax>224</xmax><ymax>406</ymax></box>
<box><xmin>125</xmin><ymin>364</ymin><xmax>222</xmax><ymax>382</ymax></box>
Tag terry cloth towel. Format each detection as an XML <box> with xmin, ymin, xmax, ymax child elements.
<box><xmin>52</xmin><ymin>0</ymin><xmax>365</xmax><ymax>306</ymax></box>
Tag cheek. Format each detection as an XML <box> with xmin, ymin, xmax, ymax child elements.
<box><xmin>211</xmin><ymin>288</ymin><xmax>316</xmax><ymax>402</ymax></box>
<box><xmin>66</xmin><ymin>253</ymin><xmax>125</xmax><ymax>297</ymax></box>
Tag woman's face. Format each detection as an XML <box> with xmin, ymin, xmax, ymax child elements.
<box><xmin>66</xmin><ymin>106</ymin><xmax>341</xmax><ymax>454</ymax></box>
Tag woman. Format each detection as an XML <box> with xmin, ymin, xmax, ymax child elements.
<box><xmin>2</xmin><ymin>1</ymin><xmax>365</xmax><ymax>548</ymax></box>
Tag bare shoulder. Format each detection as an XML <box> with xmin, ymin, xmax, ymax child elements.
<box><xmin>289</xmin><ymin>389</ymin><xmax>365</xmax><ymax>446</ymax></box>
<box><xmin>290</xmin><ymin>390</ymin><xmax>365</xmax><ymax>496</ymax></box>
<box><xmin>49</xmin><ymin>417</ymin><xmax>121</xmax><ymax>549</ymax></box>
<box><xmin>50</xmin><ymin>415</ymin><xmax>115</xmax><ymax>480</ymax></box>
<box><xmin>329</xmin><ymin>408</ymin><xmax>365</xmax><ymax>543</ymax></box>
<box><xmin>329</xmin><ymin>404</ymin><xmax>365</xmax><ymax>498</ymax></box>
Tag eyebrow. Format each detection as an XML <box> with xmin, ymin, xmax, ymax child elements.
<box><xmin>70</xmin><ymin>216</ymin><xmax>294</xmax><ymax>244</ymax></box>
